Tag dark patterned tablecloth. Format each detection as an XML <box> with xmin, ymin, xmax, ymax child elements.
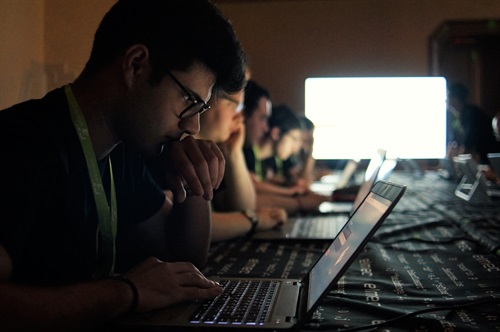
<box><xmin>204</xmin><ymin>172</ymin><xmax>500</xmax><ymax>331</ymax></box>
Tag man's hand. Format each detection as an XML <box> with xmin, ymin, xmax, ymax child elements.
<box><xmin>256</xmin><ymin>207</ymin><xmax>287</xmax><ymax>231</ymax></box>
<box><xmin>162</xmin><ymin>136</ymin><xmax>225</xmax><ymax>202</ymax></box>
<box><xmin>296</xmin><ymin>192</ymin><xmax>332</xmax><ymax>211</ymax></box>
<box><xmin>218</xmin><ymin>112</ymin><xmax>245</xmax><ymax>158</ymax></box>
<box><xmin>126</xmin><ymin>258</ymin><xmax>223</xmax><ymax>313</ymax></box>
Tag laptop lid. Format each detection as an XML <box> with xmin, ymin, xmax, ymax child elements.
<box><xmin>254</xmin><ymin>150</ymin><xmax>389</xmax><ymax>241</ymax></box>
<box><xmin>349</xmin><ymin>150</ymin><xmax>387</xmax><ymax>215</ymax></box>
<box><xmin>300</xmin><ymin>181</ymin><xmax>406</xmax><ymax>324</ymax></box>
<box><xmin>320</xmin><ymin>149</ymin><xmax>387</xmax><ymax>214</ymax></box>
<box><xmin>454</xmin><ymin>154</ymin><xmax>497</xmax><ymax>200</ymax></box>
<box><xmin>336</xmin><ymin>159</ymin><xmax>360</xmax><ymax>189</ymax></box>
<box><xmin>310</xmin><ymin>159</ymin><xmax>359</xmax><ymax>195</ymax></box>
<box><xmin>488</xmin><ymin>153</ymin><xmax>500</xmax><ymax>176</ymax></box>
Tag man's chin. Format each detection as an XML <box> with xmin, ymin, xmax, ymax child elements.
<box><xmin>154</xmin><ymin>143</ymin><xmax>167</xmax><ymax>157</ymax></box>
<box><xmin>153</xmin><ymin>137</ymin><xmax>177</xmax><ymax>156</ymax></box>
<box><xmin>139</xmin><ymin>143</ymin><xmax>165</xmax><ymax>158</ymax></box>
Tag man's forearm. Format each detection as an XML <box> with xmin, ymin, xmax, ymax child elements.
<box><xmin>168</xmin><ymin>195</ymin><xmax>211</xmax><ymax>268</ymax></box>
<box><xmin>0</xmin><ymin>278</ymin><xmax>132</xmax><ymax>332</ymax></box>
<box><xmin>213</xmin><ymin>151</ymin><xmax>256</xmax><ymax>211</ymax></box>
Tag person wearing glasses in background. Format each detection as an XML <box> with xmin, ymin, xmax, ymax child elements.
<box><xmin>0</xmin><ymin>0</ymin><xmax>246</xmax><ymax>330</ymax></box>
<box><xmin>248</xmin><ymin>105</ymin><xmax>331</xmax><ymax>214</ymax></box>
<box><xmin>242</xmin><ymin>80</ymin><xmax>273</xmax><ymax>155</ymax></box>
<box><xmin>195</xmin><ymin>87</ymin><xmax>287</xmax><ymax>242</ymax></box>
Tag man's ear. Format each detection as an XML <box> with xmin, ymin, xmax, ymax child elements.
<box><xmin>122</xmin><ymin>44</ymin><xmax>150</xmax><ymax>88</ymax></box>
<box><xmin>270</xmin><ymin>127</ymin><xmax>281</xmax><ymax>141</ymax></box>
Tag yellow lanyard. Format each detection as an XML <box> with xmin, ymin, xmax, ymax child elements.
<box><xmin>252</xmin><ymin>145</ymin><xmax>264</xmax><ymax>181</ymax></box>
<box><xmin>252</xmin><ymin>145</ymin><xmax>283</xmax><ymax>179</ymax></box>
<box><xmin>64</xmin><ymin>85</ymin><xmax>117</xmax><ymax>278</ymax></box>
<box><xmin>274</xmin><ymin>156</ymin><xmax>284</xmax><ymax>178</ymax></box>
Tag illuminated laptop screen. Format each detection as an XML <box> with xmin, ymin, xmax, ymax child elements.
<box><xmin>305</xmin><ymin>77</ymin><xmax>447</xmax><ymax>160</ymax></box>
<box><xmin>307</xmin><ymin>192</ymin><xmax>391</xmax><ymax>310</ymax></box>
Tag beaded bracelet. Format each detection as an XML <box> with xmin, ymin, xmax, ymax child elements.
<box><xmin>111</xmin><ymin>274</ymin><xmax>139</xmax><ymax>314</ymax></box>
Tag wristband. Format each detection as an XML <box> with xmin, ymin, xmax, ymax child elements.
<box><xmin>241</xmin><ymin>209</ymin><xmax>259</xmax><ymax>238</ymax></box>
<box><xmin>111</xmin><ymin>274</ymin><xmax>139</xmax><ymax>314</ymax></box>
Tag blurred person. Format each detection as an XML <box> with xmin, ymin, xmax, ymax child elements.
<box><xmin>246</xmin><ymin>104</ymin><xmax>330</xmax><ymax>214</ymax></box>
<box><xmin>196</xmin><ymin>90</ymin><xmax>287</xmax><ymax>241</ymax></box>
<box><xmin>256</xmin><ymin>105</ymin><xmax>304</xmax><ymax>187</ymax></box>
<box><xmin>242</xmin><ymin>80</ymin><xmax>272</xmax><ymax>150</ymax></box>
<box><xmin>288</xmin><ymin>115</ymin><xmax>331</xmax><ymax>187</ymax></box>
<box><xmin>447</xmin><ymin>82</ymin><xmax>500</xmax><ymax>164</ymax></box>
<box><xmin>493</xmin><ymin>112</ymin><xmax>500</xmax><ymax>142</ymax></box>
<box><xmin>483</xmin><ymin>111</ymin><xmax>500</xmax><ymax>183</ymax></box>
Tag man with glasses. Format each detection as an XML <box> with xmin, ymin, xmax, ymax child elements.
<box><xmin>195</xmin><ymin>89</ymin><xmax>287</xmax><ymax>242</ymax></box>
<box><xmin>0</xmin><ymin>0</ymin><xmax>246</xmax><ymax>330</ymax></box>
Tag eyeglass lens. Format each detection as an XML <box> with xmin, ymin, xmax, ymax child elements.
<box><xmin>167</xmin><ymin>70</ymin><xmax>210</xmax><ymax>119</ymax></box>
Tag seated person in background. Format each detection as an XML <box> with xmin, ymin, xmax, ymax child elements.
<box><xmin>195</xmin><ymin>89</ymin><xmax>287</xmax><ymax>242</ymax></box>
<box><xmin>485</xmin><ymin>112</ymin><xmax>500</xmax><ymax>183</ymax></box>
<box><xmin>241</xmin><ymin>82</ymin><xmax>297</xmax><ymax>194</ymax></box>
<box><xmin>257</xmin><ymin>105</ymin><xmax>306</xmax><ymax>190</ymax></box>
<box><xmin>493</xmin><ymin>112</ymin><xmax>500</xmax><ymax>142</ymax></box>
<box><xmin>242</xmin><ymin>80</ymin><xmax>272</xmax><ymax>154</ymax></box>
<box><xmin>288</xmin><ymin>116</ymin><xmax>331</xmax><ymax>187</ymax></box>
<box><xmin>244</xmin><ymin>103</ymin><xmax>330</xmax><ymax>214</ymax></box>
<box><xmin>0</xmin><ymin>1</ymin><xmax>246</xmax><ymax>330</ymax></box>
<box><xmin>447</xmin><ymin>82</ymin><xmax>500</xmax><ymax>164</ymax></box>
<box><xmin>287</xmin><ymin>116</ymin><xmax>316</xmax><ymax>188</ymax></box>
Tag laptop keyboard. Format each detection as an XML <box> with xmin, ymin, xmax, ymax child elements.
<box><xmin>190</xmin><ymin>279</ymin><xmax>280</xmax><ymax>325</ymax></box>
<box><xmin>291</xmin><ymin>216</ymin><xmax>346</xmax><ymax>238</ymax></box>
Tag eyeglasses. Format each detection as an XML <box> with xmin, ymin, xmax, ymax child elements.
<box><xmin>167</xmin><ymin>70</ymin><xmax>210</xmax><ymax>119</ymax></box>
<box><xmin>220</xmin><ymin>94</ymin><xmax>244</xmax><ymax>113</ymax></box>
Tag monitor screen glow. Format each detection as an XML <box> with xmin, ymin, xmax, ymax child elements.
<box><xmin>305</xmin><ymin>77</ymin><xmax>447</xmax><ymax>160</ymax></box>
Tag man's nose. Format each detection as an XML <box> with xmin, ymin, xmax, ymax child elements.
<box><xmin>180</xmin><ymin>114</ymin><xmax>201</xmax><ymax>136</ymax></box>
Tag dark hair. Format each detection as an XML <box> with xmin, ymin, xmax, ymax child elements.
<box><xmin>243</xmin><ymin>80</ymin><xmax>271</xmax><ymax>117</ymax></box>
<box><xmin>299</xmin><ymin>116</ymin><xmax>314</xmax><ymax>130</ymax></box>
<box><xmin>83</xmin><ymin>0</ymin><xmax>246</xmax><ymax>94</ymax></box>
<box><xmin>269</xmin><ymin>104</ymin><xmax>302</xmax><ymax>136</ymax></box>
<box><xmin>448</xmin><ymin>82</ymin><xmax>469</xmax><ymax>102</ymax></box>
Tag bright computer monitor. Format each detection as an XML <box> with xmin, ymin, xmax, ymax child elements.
<box><xmin>305</xmin><ymin>76</ymin><xmax>447</xmax><ymax>160</ymax></box>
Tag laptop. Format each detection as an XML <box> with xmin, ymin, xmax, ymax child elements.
<box><xmin>453</xmin><ymin>154</ymin><xmax>500</xmax><ymax>200</ymax></box>
<box><xmin>319</xmin><ymin>148</ymin><xmax>387</xmax><ymax>214</ymax></box>
<box><xmin>488</xmin><ymin>153</ymin><xmax>500</xmax><ymax>177</ymax></box>
<box><xmin>253</xmin><ymin>150</ymin><xmax>388</xmax><ymax>241</ymax></box>
<box><xmin>310</xmin><ymin>159</ymin><xmax>359</xmax><ymax>195</ymax></box>
<box><xmin>118</xmin><ymin>181</ymin><xmax>406</xmax><ymax>330</ymax></box>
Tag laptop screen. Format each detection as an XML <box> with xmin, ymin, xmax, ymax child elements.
<box><xmin>350</xmin><ymin>149</ymin><xmax>386</xmax><ymax>213</ymax></box>
<box><xmin>364</xmin><ymin>149</ymin><xmax>386</xmax><ymax>182</ymax></box>
<box><xmin>307</xmin><ymin>192</ymin><xmax>391</xmax><ymax>310</ymax></box>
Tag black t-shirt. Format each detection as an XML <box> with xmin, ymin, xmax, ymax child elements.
<box><xmin>260</xmin><ymin>156</ymin><xmax>295</xmax><ymax>183</ymax></box>
<box><xmin>0</xmin><ymin>88</ymin><xmax>165</xmax><ymax>285</ymax></box>
<box><xmin>243</xmin><ymin>146</ymin><xmax>256</xmax><ymax>174</ymax></box>
<box><xmin>243</xmin><ymin>146</ymin><xmax>294</xmax><ymax>182</ymax></box>
<box><xmin>460</xmin><ymin>104</ymin><xmax>500</xmax><ymax>163</ymax></box>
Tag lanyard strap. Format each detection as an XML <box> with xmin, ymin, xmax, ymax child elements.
<box><xmin>252</xmin><ymin>145</ymin><xmax>264</xmax><ymax>181</ymax></box>
<box><xmin>252</xmin><ymin>145</ymin><xmax>283</xmax><ymax>179</ymax></box>
<box><xmin>274</xmin><ymin>156</ymin><xmax>284</xmax><ymax>178</ymax></box>
<box><xmin>64</xmin><ymin>84</ymin><xmax>117</xmax><ymax>278</ymax></box>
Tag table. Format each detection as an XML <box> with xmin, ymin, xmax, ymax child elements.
<box><xmin>203</xmin><ymin>171</ymin><xmax>500</xmax><ymax>331</ymax></box>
